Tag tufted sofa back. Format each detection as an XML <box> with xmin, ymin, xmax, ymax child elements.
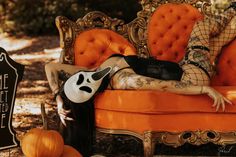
<box><xmin>148</xmin><ymin>3</ymin><xmax>203</xmax><ymax>62</ymax></box>
<box><xmin>74</xmin><ymin>29</ymin><xmax>136</xmax><ymax>68</ymax></box>
<box><xmin>147</xmin><ymin>3</ymin><xmax>236</xmax><ymax>86</ymax></box>
<box><xmin>71</xmin><ymin>3</ymin><xmax>236</xmax><ymax>86</ymax></box>
<box><xmin>211</xmin><ymin>40</ymin><xmax>236</xmax><ymax>86</ymax></box>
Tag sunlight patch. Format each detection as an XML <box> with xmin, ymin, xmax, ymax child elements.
<box><xmin>0</xmin><ymin>34</ymin><xmax>35</xmax><ymax>52</ymax></box>
<box><xmin>14</xmin><ymin>100</ymin><xmax>41</xmax><ymax>115</ymax></box>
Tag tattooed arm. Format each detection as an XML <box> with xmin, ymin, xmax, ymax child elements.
<box><xmin>45</xmin><ymin>62</ymin><xmax>83</xmax><ymax>95</ymax></box>
<box><xmin>112</xmin><ymin>69</ymin><xmax>231</xmax><ymax>111</ymax></box>
<box><xmin>45</xmin><ymin>62</ymin><xmax>92</xmax><ymax>126</ymax></box>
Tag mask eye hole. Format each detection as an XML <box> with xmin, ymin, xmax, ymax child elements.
<box><xmin>87</xmin><ymin>79</ymin><xmax>91</xmax><ymax>83</ymax></box>
<box><xmin>79</xmin><ymin>86</ymin><xmax>92</xmax><ymax>93</ymax></box>
<box><xmin>76</xmin><ymin>74</ymin><xmax>84</xmax><ymax>85</ymax></box>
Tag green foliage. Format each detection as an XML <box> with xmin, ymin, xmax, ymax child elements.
<box><xmin>0</xmin><ymin>0</ymin><xmax>141</xmax><ymax>35</ymax></box>
<box><xmin>0</xmin><ymin>0</ymin><xmax>86</xmax><ymax>35</ymax></box>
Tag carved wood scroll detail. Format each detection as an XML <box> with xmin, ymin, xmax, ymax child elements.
<box><xmin>153</xmin><ymin>130</ymin><xmax>236</xmax><ymax>148</ymax></box>
<box><xmin>97</xmin><ymin>128</ymin><xmax>236</xmax><ymax>157</ymax></box>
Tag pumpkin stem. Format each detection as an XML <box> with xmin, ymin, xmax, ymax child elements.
<box><xmin>41</xmin><ymin>103</ymin><xmax>48</xmax><ymax>130</ymax></box>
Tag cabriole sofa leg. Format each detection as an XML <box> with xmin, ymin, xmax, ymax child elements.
<box><xmin>143</xmin><ymin>131</ymin><xmax>155</xmax><ymax>157</ymax></box>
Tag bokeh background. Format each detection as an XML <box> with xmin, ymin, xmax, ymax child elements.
<box><xmin>0</xmin><ymin>0</ymin><xmax>141</xmax><ymax>35</ymax></box>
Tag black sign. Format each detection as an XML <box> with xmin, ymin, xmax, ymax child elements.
<box><xmin>0</xmin><ymin>47</ymin><xmax>24</xmax><ymax>150</ymax></box>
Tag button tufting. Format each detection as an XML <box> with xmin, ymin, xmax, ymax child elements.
<box><xmin>100</xmin><ymin>49</ymin><xmax>106</xmax><ymax>54</ymax></box>
<box><xmin>168</xmin><ymin>25</ymin><xmax>173</xmax><ymax>29</ymax></box>
<box><xmin>89</xmin><ymin>38</ymin><xmax>95</xmax><ymax>42</ymax></box>
<box><xmin>174</xmin><ymin>52</ymin><xmax>179</xmax><ymax>57</ymax></box>
<box><xmin>119</xmin><ymin>47</ymin><xmax>125</xmax><ymax>53</ymax></box>
<box><xmin>74</xmin><ymin>28</ymin><xmax>136</xmax><ymax>68</ymax></box>
<box><xmin>108</xmin><ymin>36</ymin><xmax>113</xmax><ymax>41</ymax></box>
<box><xmin>90</xmin><ymin>61</ymin><xmax>97</xmax><ymax>66</ymax></box>
<box><xmin>157</xmin><ymin>51</ymin><xmax>163</xmax><ymax>56</ymax></box>
<box><xmin>147</xmin><ymin>3</ymin><xmax>203</xmax><ymax>63</ymax></box>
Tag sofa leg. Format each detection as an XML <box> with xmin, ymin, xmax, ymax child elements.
<box><xmin>143</xmin><ymin>131</ymin><xmax>155</xmax><ymax>157</ymax></box>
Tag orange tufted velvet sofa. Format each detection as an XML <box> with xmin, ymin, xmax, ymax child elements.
<box><xmin>53</xmin><ymin>1</ymin><xmax>236</xmax><ymax>156</ymax></box>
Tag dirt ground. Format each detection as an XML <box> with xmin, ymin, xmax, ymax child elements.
<box><xmin>0</xmin><ymin>33</ymin><xmax>236</xmax><ymax>157</ymax></box>
<box><xmin>0</xmin><ymin>34</ymin><xmax>60</xmax><ymax>157</ymax></box>
<box><xmin>0</xmin><ymin>34</ymin><xmax>145</xmax><ymax>157</ymax></box>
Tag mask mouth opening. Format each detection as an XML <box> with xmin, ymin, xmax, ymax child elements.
<box><xmin>79</xmin><ymin>86</ymin><xmax>92</xmax><ymax>93</ymax></box>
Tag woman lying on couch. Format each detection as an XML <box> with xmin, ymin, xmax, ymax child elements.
<box><xmin>45</xmin><ymin>4</ymin><xmax>236</xmax><ymax>117</ymax></box>
<box><xmin>45</xmin><ymin>4</ymin><xmax>236</xmax><ymax>156</ymax></box>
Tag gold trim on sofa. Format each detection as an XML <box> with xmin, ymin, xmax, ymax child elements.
<box><xmin>97</xmin><ymin>127</ymin><xmax>236</xmax><ymax>157</ymax></box>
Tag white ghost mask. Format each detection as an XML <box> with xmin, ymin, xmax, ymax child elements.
<box><xmin>64</xmin><ymin>66</ymin><xmax>112</xmax><ymax>103</ymax></box>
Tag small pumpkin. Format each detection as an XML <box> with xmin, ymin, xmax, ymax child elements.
<box><xmin>21</xmin><ymin>128</ymin><xmax>64</xmax><ymax>157</ymax></box>
<box><xmin>60</xmin><ymin>145</ymin><xmax>83</xmax><ymax>157</ymax></box>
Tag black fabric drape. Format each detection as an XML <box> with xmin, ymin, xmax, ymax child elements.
<box><xmin>59</xmin><ymin>89</ymin><xmax>95</xmax><ymax>157</ymax></box>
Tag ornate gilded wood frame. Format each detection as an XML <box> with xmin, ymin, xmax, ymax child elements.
<box><xmin>50</xmin><ymin>0</ymin><xmax>236</xmax><ymax>157</ymax></box>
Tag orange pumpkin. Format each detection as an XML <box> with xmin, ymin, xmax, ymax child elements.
<box><xmin>60</xmin><ymin>145</ymin><xmax>83</xmax><ymax>157</ymax></box>
<box><xmin>21</xmin><ymin>128</ymin><xmax>64</xmax><ymax>157</ymax></box>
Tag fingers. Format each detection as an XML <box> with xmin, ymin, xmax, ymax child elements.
<box><xmin>56</xmin><ymin>96</ymin><xmax>75</xmax><ymax>126</ymax></box>
<box><xmin>58</xmin><ymin>108</ymin><xmax>71</xmax><ymax>115</ymax></box>
<box><xmin>213</xmin><ymin>96</ymin><xmax>232</xmax><ymax>112</ymax></box>
<box><xmin>209</xmin><ymin>90</ymin><xmax>232</xmax><ymax>112</ymax></box>
<box><xmin>59</xmin><ymin>113</ymin><xmax>74</xmax><ymax>121</ymax></box>
<box><xmin>223</xmin><ymin>97</ymin><xmax>233</xmax><ymax>105</ymax></box>
<box><xmin>57</xmin><ymin>107</ymin><xmax>74</xmax><ymax>127</ymax></box>
<box><xmin>58</xmin><ymin>112</ymin><xmax>74</xmax><ymax>127</ymax></box>
<box><xmin>220</xmin><ymin>98</ymin><xmax>225</xmax><ymax>112</ymax></box>
<box><xmin>59</xmin><ymin>116</ymin><xmax>67</xmax><ymax>127</ymax></box>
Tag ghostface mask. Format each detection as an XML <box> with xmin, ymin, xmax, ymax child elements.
<box><xmin>64</xmin><ymin>66</ymin><xmax>112</xmax><ymax>103</ymax></box>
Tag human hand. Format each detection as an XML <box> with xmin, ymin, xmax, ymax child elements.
<box><xmin>203</xmin><ymin>86</ymin><xmax>233</xmax><ymax>112</ymax></box>
<box><xmin>55</xmin><ymin>95</ymin><xmax>74</xmax><ymax>126</ymax></box>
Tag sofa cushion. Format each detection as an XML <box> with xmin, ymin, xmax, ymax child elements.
<box><xmin>95</xmin><ymin>109</ymin><xmax>236</xmax><ymax>133</ymax></box>
<box><xmin>95</xmin><ymin>87</ymin><xmax>236</xmax><ymax>133</ymax></box>
<box><xmin>211</xmin><ymin>39</ymin><xmax>236</xmax><ymax>86</ymax></box>
<box><xmin>95</xmin><ymin>87</ymin><xmax>236</xmax><ymax>114</ymax></box>
<box><xmin>74</xmin><ymin>28</ymin><xmax>136</xmax><ymax>68</ymax></box>
<box><xmin>147</xmin><ymin>3</ymin><xmax>203</xmax><ymax>62</ymax></box>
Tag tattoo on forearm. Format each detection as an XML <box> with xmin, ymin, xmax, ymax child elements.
<box><xmin>145</xmin><ymin>78</ymin><xmax>156</xmax><ymax>85</ymax></box>
<box><xmin>58</xmin><ymin>70</ymin><xmax>71</xmax><ymax>81</ymax></box>
<box><xmin>116</xmin><ymin>71</ymin><xmax>136</xmax><ymax>89</ymax></box>
<box><xmin>51</xmin><ymin>71</ymin><xmax>58</xmax><ymax>87</ymax></box>
<box><xmin>117</xmin><ymin>70</ymin><xmax>163</xmax><ymax>89</ymax></box>
<box><xmin>174</xmin><ymin>81</ymin><xmax>191</xmax><ymax>89</ymax></box>
<box><xmin>135</xmin><ymin>78</ymin><xmax>144</xmax><ymax>87</ymax></box>
<box><xmin>188</xmin><ymin>36</ymin><xmax>200</xmax><ymax>43</ymax></box>
<box><xmin>117</xmin><ymin>71</ymin><xmax>133</xmax><ymax>80</ymax></box>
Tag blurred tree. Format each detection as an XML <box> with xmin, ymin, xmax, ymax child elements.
<box><xmin>0</xmin><ymin>0</ymin><xmax>141</xmax><ymax>35</ymax></box>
